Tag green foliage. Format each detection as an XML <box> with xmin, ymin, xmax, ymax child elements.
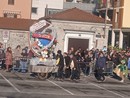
<box><xmin>108</xmin><ymin>45</ymin><xmax>122</xmax><ymax>52</ymax></box>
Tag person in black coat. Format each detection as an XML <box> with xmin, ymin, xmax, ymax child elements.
<box><xmin>70</xmin><ymin>54</ymin><xmax>80</xmax><ymax>80</ymax></box>
<box><xmin>95</xmin><ymin>51</ymin><xmax>106</xmax><ymax>82</ymax></box>
<box><xmin>56</xmin><ymin>50</ymin><xmax>64</xmax><ymax>80</ymax></box>
<box><xmin>64</xmin><ymin>52</ymin><xmax>71</xmax><ymax>78</ymax></box>
<box><xmin>0</xmin><ymin>43</ymin><xmax>5</xmax><ymax>69</ymax></box>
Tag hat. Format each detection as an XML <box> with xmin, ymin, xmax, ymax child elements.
<box><xmin>57</xmin><ymin>50</ymin><xmax>61</xmax><ymax>54</ymax></box>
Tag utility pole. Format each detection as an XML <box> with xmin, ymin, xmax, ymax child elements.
<box><xmin>104</xmin><ymin>0</ymin><xmax>109</xmax><ymax>38</ymax></box>
<box><xmin>96</xmin><ymin>0</ymin><xmax>109</xmax><ymax>38</ymax></box>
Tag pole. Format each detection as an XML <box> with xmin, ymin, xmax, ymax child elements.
<box><xmin>104</xmin><ymin>0</ymin><xmax>108</xmax><ymax>38</ymax></box>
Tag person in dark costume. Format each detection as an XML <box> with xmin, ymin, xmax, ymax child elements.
<box><xmin>63</xmin><ymin>52</ymin><xmax>71</xmax><ymax>78</ymax></box>
<box><xmin>94</xmin><ymin>51</ymin><xmax>106</xmax><ymax>82</ymax></box>
<box><xmin>70</xmin><ymin>54</ymin><xmax>80</xmax><ymax>80</ymax></box>
<box><xmin>56</xmin><ymin>50</ymin><xmax>64</xmax><ymax>81</ymax></box>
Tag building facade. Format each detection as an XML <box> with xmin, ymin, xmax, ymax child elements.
<box><xmin>44</xmin><ymin>8</ymin><xmax>111</xmax><ymax>52</ymax></box>
<box><xmin>0</xmin><ymin>17</ymin><xmax>36</xmax><ymax>49</ymax></box>
<box><xmin>0</xmin><ymin>0</ymin><xmax>32</xmax><ymax>19</ymax></box>
<box><xmin>97</xmin><ymin>0</ymin><xmax>130</xmax><ymax>49</ymax></box>
<box><xmin>31</xmin><ymin>0</ymin><xmax>64</xmax><ymax>19</ymax></box>
<box><xmin>111</xmin><ymin>0</ymin><xmax>130</xmax><ymax>49</ymax></box>
<box><xmin>0</xmin><ymin>8</ymin><xmax>111</xmax><ymax>53</ymax></box>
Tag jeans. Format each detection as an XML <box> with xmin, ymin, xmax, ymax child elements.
<box><xmin>20</xmin><ymin>61</ymin><xmax>27</xmax><ymax>72</ymax></box>
<box><xmin>16</xmin><ymin>60</ymin><xmax>20</xmax><ymax>68</ymax></box>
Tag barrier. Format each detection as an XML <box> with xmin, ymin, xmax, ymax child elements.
<box><xmin>78</xmin><ymin>61</ymin><xmax>114</xmax><ymax>76</ymax></box>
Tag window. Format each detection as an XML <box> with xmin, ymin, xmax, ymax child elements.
<box><xmin>32</xmin><ymin>7</ymin><xmax>37</xmax><ymax>14</ymax></box>
<box><xmin>8</xmin><ymin>0</ymin><xmax>14</xmax><ymax>5</ymax></box>
<box><xmin>3</xmin><ymin>13</ymin><xmax>17</xmax><ymax>18</ymax></box>
<box><xmin>47</xmin><ymin>8</ymin><xmax>60</xmax><ymax>16</ymax></box>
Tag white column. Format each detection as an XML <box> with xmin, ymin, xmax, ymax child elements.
<box><xmin>119</xmin><ymin>30</ymin><xmax>123</xmax><ymax>48</ymax></box>
<box><xmin>111</xmin><ymin>30</ymin><xmax>115</xmax><ymax>47</ymax></box>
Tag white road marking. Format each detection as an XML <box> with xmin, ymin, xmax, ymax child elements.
<box><xmin>0</xmin><ymin>97</ymin><xmax>7</xmax><ymax>98</ymax></box>
<box><xmin>47</xmin><ymin>79</ymin><xmax>74</xmax><ymax>95</ymax></box>
<box><xmin>0</xmin><ymin>73</ymin><xmax>20</xmax><ymax>93</ymax></box>
<box><xmin>24</xmin><ymin>79</ymin><xmax>91</xmax><ymax>85</ymax></box>
<box><xmin>90</xmin><ymin>83</ymin><xmax>125</xmax><ymax>98</ymax></box>
<box><xmin>85</xmin><ymin>75</ymin><xmax>127</xmax><ymax>97</ymax></box>
<box><xmin>21</xmin><ymin>91</ymin><xmax>113</xmax><ymax>97</ymax></box>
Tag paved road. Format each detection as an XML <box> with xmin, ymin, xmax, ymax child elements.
<box><xmin>0</xmin><ymin>70</ymin><xmax>130</xmax><ymax>98</ymax></box>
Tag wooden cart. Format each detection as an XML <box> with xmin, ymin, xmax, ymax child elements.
<box><xmin>30</xmin><ymin>65</ymin><xmax>58</xmax><ymax>80</ymax></box>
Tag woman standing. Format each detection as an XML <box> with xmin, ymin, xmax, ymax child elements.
<box><xmin>5</xmin><ymin>47</ymin><xmax>13</xmax><ymax>72</ymax></box>
<box><xmin>14</xmin><ymin>45</ymin><xmax>22</xmax><ymax>69</ymax></box>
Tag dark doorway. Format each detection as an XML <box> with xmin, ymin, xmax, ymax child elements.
<box><xmin>68</xmin><ymin>38</ymin><xmax>89</xmax><ymax>51</ymax></box>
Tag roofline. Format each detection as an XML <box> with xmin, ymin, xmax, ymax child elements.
<box><xmin>0</xmin><ymin>28</ymin><xmax>29</xmax><ymax>32</ymax></box>
<box><xmin>64</xmin><ymin>29</ymin><xmax>95</xmax><ymax>34</ymax></box>
<box><xmin>50</xmin><ymin>19</ymin><xmax>112</xmax><ymax>27</ymax></box>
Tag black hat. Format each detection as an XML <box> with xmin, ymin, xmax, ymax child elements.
<box><xmin>57</xmin><ymin>50</ymin><xmax>61</xmax><ymax>54</ymax></box>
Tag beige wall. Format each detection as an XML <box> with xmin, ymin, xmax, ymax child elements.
<box><xmin>0</xmin><ymin>0</ymin><xmax>31</xmax><ymax>19</ymax></box>
<box><xmin>122</xmin><ymin>0</ymin><xmax>130</xmax><ymax>28</ymax></box>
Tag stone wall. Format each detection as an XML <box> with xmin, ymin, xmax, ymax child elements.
<box><xmin>51</xmin><ymin>20</ymin><xmax>110</xmax><ymax>52</ymax></box>
<box><xmin>0</xmin><ymin>29</ymin><xmax>29</xmax><ymax>51</ymax></box>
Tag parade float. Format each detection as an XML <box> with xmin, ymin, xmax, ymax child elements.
<box><xmin>29</xmin><ymin>19</ymin><xmax>58</xmax><ymax>79</ymax></box>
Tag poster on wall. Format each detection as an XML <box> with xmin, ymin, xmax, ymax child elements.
<box><xmin>2</xmin><ymin>30</ymin><xmax>10</xmax><ymax>43</ymax></box>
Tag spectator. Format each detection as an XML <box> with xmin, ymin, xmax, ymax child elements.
<box><xmin>19</xmin><ymin>49</ymin><xmax>28</xmax><ymax>73</ymax></box>
<box><xmin>14</xmin><ymin>45</ymin><xmax>22</xmax><ymax>69</ymax></box>
<box><xmin>0</xmin><ymin>42</ymin><xmax>5</xmax><ymax>69</ymax></box>
<box><xmin>5</xmin><ymin>47</ymin><xmax>13</xmax><ymax>72</ymax></box>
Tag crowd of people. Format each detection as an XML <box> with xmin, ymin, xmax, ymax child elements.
<box><xmin>0</xmin><ymin>43</ymin><xmax>30</xmax><ymax>72</ymax></box>
<box><xmin>0</xmin><ymin>42</ymin><xmax>130</xmax><ymax>83</ymax></box>
<box><xmin>55</xmin><ymin>46</ymin><xmax>130</xmax><ymax>82</ymax></box>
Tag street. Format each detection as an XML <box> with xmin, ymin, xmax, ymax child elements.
<box><xmin>0</xmin><ymin>70</ymin><xmax>130</xmax><ymax>98</ymax></box>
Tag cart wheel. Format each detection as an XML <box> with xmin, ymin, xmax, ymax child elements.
<box><xmin>38</xmin><ymin>73</ymin><xmax>48</xmax><ymax>80</ymax></box>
